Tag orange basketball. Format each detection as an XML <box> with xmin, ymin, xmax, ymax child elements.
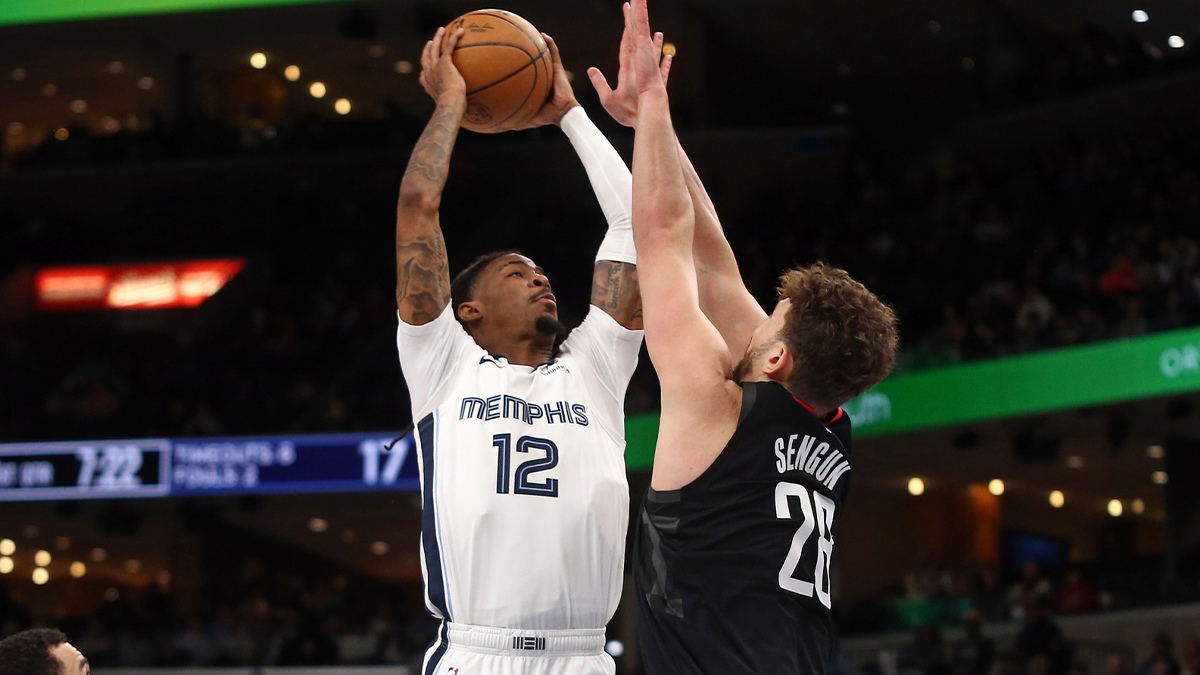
<box><xmin>442</xmin><ymin>9</ymin><xmax>552</xmax><ymax>133</ymax></box>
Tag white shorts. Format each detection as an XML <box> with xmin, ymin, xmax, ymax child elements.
<box><xmin>421</xmin><ymin>622</ymin><xmax>616</xmax><ymax>675</ymax></box>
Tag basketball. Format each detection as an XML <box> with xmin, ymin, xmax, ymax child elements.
<box><xmin>442</xmin><ymin>9</ymin><xmax>553</xmax><ymax>132</ymax></box>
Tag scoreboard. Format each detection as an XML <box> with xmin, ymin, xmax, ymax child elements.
<box><xmin>0</xmin><ymin>432</ymin><xmax>417</xmax><ymax>501</ymax></box>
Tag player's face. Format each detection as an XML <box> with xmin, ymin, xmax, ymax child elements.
<box><xmin>733</xmin><ymin>299</ymin><xmax>791</xmax><ymax>382</ymax></box>
<box><xmin>51</xmin><ymin>642</ymin><xmax>90</xmax><ymax>675</ymax></box>
<box><xmin>475</xmin><ymin>254</ymin><xmax>559</xmax><ymax>333</ymax></box>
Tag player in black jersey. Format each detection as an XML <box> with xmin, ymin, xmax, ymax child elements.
<box><xmin>606</xmin><ymin>1</ymin><xmax>900</xmax><ymax>672</ymax></box>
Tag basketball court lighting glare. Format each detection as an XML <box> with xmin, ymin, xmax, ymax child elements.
<box><xmin>32</xmin><ymin>568</ymin><xmax>49</xmax><ymax>585</ymax></box>
<box><xmin>309</xmin><ymin>81</ymin><xmax>326</xmax><ymax>98</ymax></box>
<box><xmin>1132</xmin><ymin>499</ymin><xmax>1145</xmax><ymax>514</ymax></box>
<box><xmin>988</xmin><ymin>479</ymin><xmax>1004</xmax><ymax>496</ymax></box>
<box><xmin>335</xmin><ymin>98</ymin><xmax>351</xmax><ymax>115</ymax></box>
<box><xmin>89</xmin><ymin>548</ymin><xmax>107</xmax><ymax>562</ymax></box>
<box><xmin>907</xmin><ymin>477</ymin><xmax>925</xmax><ymax>495</ymax></box>
<box><xmin>250</xmin><ymin>52</ymin><xmax>267</xmax><ymax>69</ymax></box>
<box><xmin>663</xmin><ymin>42</ymin><xmax>677</xmax><ymax>56</ymax></box>
<box><xmin>308</xmin><ymin>518</ymin><xmax>329</xmax><ymax>532</ymax></box>
<box><xmin>0</xmin><ymin>539</ymin><xmax>14</xmax><ymax>555</ymax></box>
<box><xmin>54</xmin><ymin>128</ymin><xmax>69</xmax><ymax>141</ymax></box>
<box><xmin>137</xmin><ymin>76</ymin><xmax>154</xmax><ymax>90</ymax></box>
<box><xmin>394</xmin><ymin>60</ymin><xmax>413</xmax><ymax>74</ymax></box>
<box><xmin>1168</xmin><ymin>35</ymin><xmax>1185</xmax><ymax>49</ymax></box>
<box><xmin>34</xmin><ymin>550</ymin><xmax>51</xmax><ymax>567</ymax></box>
<box><xmin>1132</xmin><ymin>10</ymin><xmax>1149</xmax><ymax>23</ymax></box>
<box><xmin>370</xmin><ymin>541</ymin><xmax>389</xmax><ymax>555</ymax></box>
<box><xmin>42</xmin><ymin>83</ymin><xmax>57</xmax><ymax>96</ymax></box>
<box><xmin>125</xmin><ymin>560</ymin><xmax>142</xmax><ymax>573</ymax></box>
<box><xmin>1049</xmin><ymin>490</ymin><xmax>1065</xmax><ymax>508</ymax></box>
<box><xmin>5</xmin><ymin>122</ymin><xmax>23</xmax><ymax>135</ymax></box>
<box><xmin>605</xmin><ymin>640</ymin><xmax>625</xmax><ymax>657</ymax></box>
<box><xmin>69</xmin><ymin>99</ymin><xmax>87</xmax><ymax>113</ymax></box>
<box><xmin>1066</xmin><ymin>455</ymin><xmax>1085</xmax><ymax>469</ymax></box>
<box><xmin>70</xmin><ymin>562</ymin><xmax>87</xmax><ymax>578</ymax></box>
<box><xmin>1152</xmin><ymin>471</ymin><xmax>1168</xmax><ymax>484</ymax></box>
<box><xmin>1146</xmin><ymin>445</ymin><xmax>1164</xmax><ymax>458</ymax></box>
<box><xmin>0</xmin><ymin>557</ymin><xmax>12</xmax><ymax>574</ymax></box>
<box><xmin>10</xmin><ymin>68</ymin><xmax>26</xmax><ymax>81</ymax></box>
<box><xmin>107</xmin><ymin>61</ymin><xmax>125</xmax><ymax>74</ymax></box>
<box><xmin>285</xmin><ymin>65</ymin><xmax>300</xmax><ymax>81</ymax></box>
<box><xmin>1107</xmin><ymin>499</ymin><xmax>1123</xmax><ymax>517</ymax></box>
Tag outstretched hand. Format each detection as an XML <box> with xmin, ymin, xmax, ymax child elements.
<box><xmin>588</xmin><ymin>2</ymin><xmax>673</xmax><ymax>127</ymax></box>
<box><xmin>418</xmin><ymin>27</ymin><xmax>466</xmax><ymax>102</ymax></box>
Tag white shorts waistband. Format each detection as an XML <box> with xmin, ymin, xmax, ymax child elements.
<box><xmin>443</xmin><ymin>622</ymin><xmax>607</xmax><ymax>656</ymax></box>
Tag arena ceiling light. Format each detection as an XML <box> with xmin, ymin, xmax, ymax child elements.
<box><xmin>1168</xmin><ymin>35</ymin><xmax>1185</xmax><ymax>48</ymax></box>
<box><xmin>1132</xmin><ymin>10</ymin><xmax>1149</xmax><ymax>23</ymax></box>
<box><xmin>250</xmin><ymin>52</ymin><xmax>267</xmax><ymax>69</ymax></box>
<box><xmin>907</xmin><ymin>477</ymin><xmax>925</xmax><ymax>495</ymax></box>
<box><xmin>1048</xmin><ymin>490</ymin><xmax>1065</xmax><ymax>508</ymax></box>
<box><xmin>988</xmin><ymin>479</ymin><xmax>1004</xmax><ymax>496</ymax></box>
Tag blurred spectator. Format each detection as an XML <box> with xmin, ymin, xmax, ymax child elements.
<box><xmin>1014</xmin><ymin>598</ymin><xmax>1071</xmax><ymax>675</ymax></box>
<box><xmin>1140</xmin><ymin>635</ymin><xmax>1181</xmax><ymax>675</ymax></box>
<box><xmin>1181</xmin><ymin>637</ymin><xmax>1199</xmax><ymax>675</ymax></box>
<box><xmin>1107</xmin><ymin>652</ymin><xmax>1135</xmax><ymax>675</ymax></box>
<box><xmin>1007</xmin><ymin>561</ymin><xmax>1054</xmax><ymax>620</ymax></box>
<box><xmin>1056</xmin><ymin>569</ymin><xmax>1101</xmax><ymax>615</ymax></box>
<box><xmin>897</xmin><ymin>622</ymin><xmax>950</xmax><ymax>675</ymax></box>
<box><xmin>949</xmin><ymin>610</ymin><xmax>995</xmax><ymax>675</ymax></box>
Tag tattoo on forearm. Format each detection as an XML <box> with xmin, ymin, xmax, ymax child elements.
<box><xmin>404</xmin><ymin>102</ymin><xmax>460</xmax><ymax>186</ymax></box>
<box><xmin>396</xmin><ymin>232</ymin><xmax>451</xmax><ymax>323</ymax></box>
<box><xmin>592</xmin><ymin>260</ymin><xmax>642</xmax><ymax>327</ymax></box>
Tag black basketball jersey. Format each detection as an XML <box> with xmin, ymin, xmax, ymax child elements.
<box><xmin>633</xmin><ymin>381</ymin><xmax>853</xmax><ymax>675</ymax></box>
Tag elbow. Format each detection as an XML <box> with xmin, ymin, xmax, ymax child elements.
<box><xmin>397</xmin><ymin>185</ymin><xmax>440</xmax><ymax>214</ymax></box>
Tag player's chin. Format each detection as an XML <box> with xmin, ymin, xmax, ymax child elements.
<box><xmin>534</xmin><ymin>314</ymin><xmax>566</xmax><ymax>337</ymax></box>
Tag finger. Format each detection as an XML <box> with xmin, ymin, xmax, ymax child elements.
<box><xmin>631</xmin><ymin>0</ymin><xmax>651</xmax><ymax>40</ymax></box>
<box><xmin>544</xmin><ymin>33</ymin><xmax>564</xmax><ymax>68</ymax></box>
<box><xmin>653</xmin><ymin>31</ymin><xmax>664</xmax><ymax>55</ymax></box>
<box><xmin>421</xmin><ymin>39</ymin><xmax>434</xmax><ymax>71</ymax></box>
<box><xmin>430</xmin><ymin>27</ymin><xmax>444</xmax><ymax>60</ymax></box>
<box><xmin>443</xmin><ymin>27</ymin><xmax>464</xmax><ymax>54</ymax></box>
<box><xmin>660</xmin><ymin>53</ymin><xmax>673</xmax><ymax>85</ymax></box>
<box><xmin>587</xmin><ymin>67</ymin><xmax>614</xmax><ymax>98</ymax></box>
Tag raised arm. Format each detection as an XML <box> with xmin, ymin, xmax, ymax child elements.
<box><xmin>629</xmin><ymin>0</ymin><xmax>739</xmax><ymax>490</ymax></box>
<box><xmin>395</xmin><ymin>27</ymin><xmax>464</xmax><ymax>325</ymax></box>
<box><xmin>678</xmin><ymin>145</ymin><xmax>767</xmax><ymax>357</ymax></box>
<box><xmin>589</xmin><ymin>4</ymin><xmax>763</xmax><ymax>352</ymax></box>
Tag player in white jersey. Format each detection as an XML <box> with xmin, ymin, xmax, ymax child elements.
<box><xmin>395</xmin><ymin>27</ymin><xmax>648</xmax><ymax>675</ymax></box>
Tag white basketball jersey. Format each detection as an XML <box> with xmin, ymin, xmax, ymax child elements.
<box><xmin>397</xmin><ymin>305</ymin><xmax>642</xmax><ymax>630</ymax></box>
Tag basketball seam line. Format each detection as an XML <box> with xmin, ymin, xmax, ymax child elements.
<box><xmin>464</xmin><ymin>46</ymin><xmax>548</xmax><ymax>97</ymax></box>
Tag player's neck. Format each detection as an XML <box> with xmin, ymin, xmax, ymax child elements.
<box><xmin>475</xmin><ymin>333</ymin><xmax>555</xmax><ymax>367</ymax></box>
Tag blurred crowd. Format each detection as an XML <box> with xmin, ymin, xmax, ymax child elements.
<box><xmin>2</xmin><ymin>115</ymin><xmax>1199</xmax><ymax>440</ymax></box>
<box><xmin>0</xmin><ymin>573</ymin><xmax>438</xmax><ymax>669</ymax></box>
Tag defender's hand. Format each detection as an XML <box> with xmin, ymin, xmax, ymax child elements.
<box><xmin>588</xmin><ymin>2</ymin><xmax>672</xmax><ymax>127</ymax></box>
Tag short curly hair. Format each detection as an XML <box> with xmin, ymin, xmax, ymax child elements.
<box><xmin>450</xmin><ymin>249</ymin><xmax>521</xmax><ymax>328</ymax></box>
<box><xmin>776</xmin><ymin>262</ymin><xmax>899</xmax><ymax>411</ymax></box>
<box><xmin>0</xmin><ymin>628</ymin><xmax>69</xmax><ymax>675</ymax></box>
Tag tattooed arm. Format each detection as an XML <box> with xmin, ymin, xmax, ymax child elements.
<box><xmin>395</xmin><ymin>27</ymin><xmax>465</xmax><ymax>325</ymax></box>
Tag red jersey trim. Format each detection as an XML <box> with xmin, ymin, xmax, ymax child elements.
<box><xmin>791</xmin><ymin>395</ymin><xmax>845</xmax><ymax>426</ymax></box>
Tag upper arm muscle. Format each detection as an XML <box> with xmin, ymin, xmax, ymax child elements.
<box><xmin>590</xmin><ymin>260</ymin><xmax>643</xmax><ymax>330</ymax></box>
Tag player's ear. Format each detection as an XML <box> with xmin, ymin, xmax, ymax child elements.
<box><xmin>457</xmin><ymin>300</ymin><xmax>483</xmax><ymax>324</ymax></box>
<box><xmin>762</xmin><ymin>342</ymin><xmax>792</xmax><ymax>379</ymax></box>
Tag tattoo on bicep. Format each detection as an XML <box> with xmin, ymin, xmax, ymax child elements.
<box><xmin>592</xmin><ymin>261</ymin><xmax>642</xmax><ymax>324</ymax></box>
<box><xmin>396</xmin><ymin>232</ymin><xmax>451</xmax><ymax>323</ymax></box>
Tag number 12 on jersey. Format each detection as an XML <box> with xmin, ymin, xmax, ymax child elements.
<box><xmin>775</xmin><ymin>481</ymin><xmax>836</xmax><ymax>609</ymax></box>
<box><xmin>493</xmin><ymin>434</ymin><xmax>559</xmax><ymax>498</ymax></box>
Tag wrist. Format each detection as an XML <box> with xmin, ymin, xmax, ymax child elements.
<box><xmin>554</xmin><ymin>101</ymin><xmax>582</xmax><ymax>126</ymax></box>
<box><xmin>436</xmin><ymin>91</ymin><xmax>467</xmax><ymax>109</ymax></box>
